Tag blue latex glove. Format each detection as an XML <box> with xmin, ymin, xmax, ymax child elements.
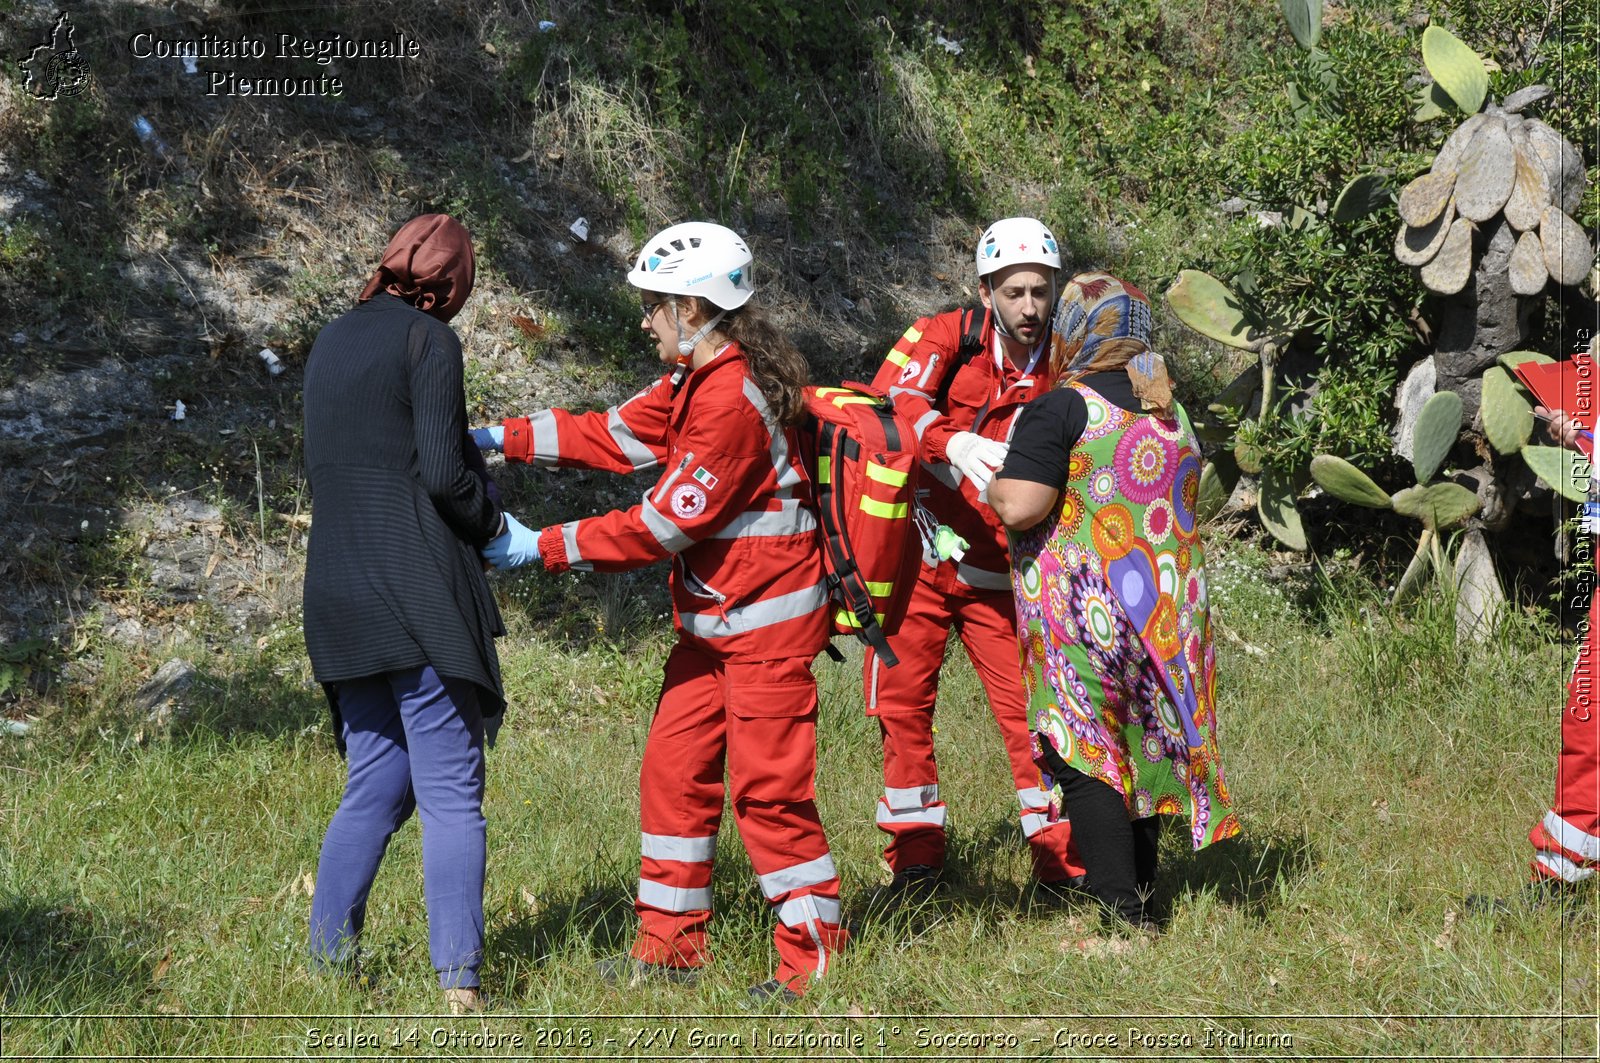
<box><xmin>483</xmin><ymin>513</ymin><xmax>541</xmax><ymax>570</ymax></box>
<box><xmin>470</xmin><ymin>425</ymin><xmax>505</xmax><ymax>451</ymax></box>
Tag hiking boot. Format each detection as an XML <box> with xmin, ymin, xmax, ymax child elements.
<box><xmin>1466</xmin><ymin>876</ymin><xmax>1589</xmax><ymax>920</ymax></box>
<box><xmin>594</xmin><ymin>954</ymin><xmax>704</xmax><ymax>987</ymax></box>
<box><xmin>747</xmin><ymin>978</ymin><xmax>802</xmax><ymax>1006</ymax></box>
<box><xmin>869</xmin><ymin>863</ymin><xmax>944</xmax><ymax>907</ymax></box>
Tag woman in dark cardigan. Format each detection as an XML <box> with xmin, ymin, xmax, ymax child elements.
<box><xmin>302</xmin><ymin>213</ymin><xmax>522</xmax><ymax>1013</ymax></box>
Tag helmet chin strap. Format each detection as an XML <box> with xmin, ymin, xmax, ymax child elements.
<box><xmin>676</xmin><ymin>309</ymin><xmax>728</xmax><ymax>357</ymax></box>
<box><xmin>988</xmin><ymin>280</ymin><xmax>1057</xmax><ymax>343</ymax></box>
<box><xmin>668</xmin><ymin>302</ymin><xmax>728</xmax><ymax>389</ymax></box>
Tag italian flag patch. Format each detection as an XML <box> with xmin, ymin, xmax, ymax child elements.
<box><xmin>691</xmin><ymin>466</ymin><xmax>719</xmax><ymax>490</ymax></box>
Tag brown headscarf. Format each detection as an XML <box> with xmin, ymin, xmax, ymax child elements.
<box><xmin>358</xmin><ymin>213</ymin><xmax>475</xmax><ymax>322</ymax></box>
<box><xmin>1048</xmin><ymin>271</ymin><xmax>1174</xmax><ymax>418</ymax></box>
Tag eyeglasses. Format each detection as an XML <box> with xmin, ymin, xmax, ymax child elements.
<box><xmin>640</xmin><ymin>298</ymin><xmax>665</xmax><ymax>320</ymax></box>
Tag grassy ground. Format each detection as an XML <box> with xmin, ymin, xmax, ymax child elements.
<box><xmin>1</xmin><ymin>537</ymin><xmax>1595</xmax><ymax>1060</ymax></box>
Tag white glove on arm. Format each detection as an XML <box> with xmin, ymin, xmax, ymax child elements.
<box><xmin>945</xmin><ymin>431</ymin><xmax>1009</xmax><ymax>494</ymax></box>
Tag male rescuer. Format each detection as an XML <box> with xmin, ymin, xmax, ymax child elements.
<box><xmin>864</xmin><ymin>217</ymin><xmax>1085</xmax><ymax>898</ymax></box>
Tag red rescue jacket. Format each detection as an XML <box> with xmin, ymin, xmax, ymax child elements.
<box><xmin>501</xmin><ymin>343</ymin><xmax>829</xmax><ymax>659</ymax></box>
<box><xmin>868</xmin><ymin>307</ymin><xmax>1052</xmax><ymax>590</ymax></box>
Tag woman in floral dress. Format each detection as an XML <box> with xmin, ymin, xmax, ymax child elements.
<box><xmin>988</xmin><ymin>272</ymin><xmax>1240</xmax><ymax>930</ymax></box>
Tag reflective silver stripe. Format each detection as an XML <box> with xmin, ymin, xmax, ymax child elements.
<box><xmin>637</xmin><ymin>878</ymin><xmax>713</xmax><ymax>912</ymax></box>
<box><xmin>867</xmin><ymin>655</ymin><xmax>881</xmax><ymax>713</ymax></box>
<box><xmin>1017</xmin><ymin>787</ymin><xmax>1051</xmax><ymax>809</ymax></box>
<box><xmin>956</xmin><ymin>562</ymin><xmax>1011</xmax><ymax>590</ymax></box>
<box><xmin>710</xmin><ymin>503</ymin><xmax>816</xmax><ymax>540</ymax></box>
<box><xmin>1535</xmin><ymin>851</ymin><xmax>1596</xmax><ymax>883</ymax></box>
<box><xmin>641</xmin><ymin>832</ymin><xmax>717</xmax><ymax>863</ymax></box>
<box><xmin>883</xmin><ymin>784</ymin><xmax>940</xmax><ymax>811</ymax></box>
<box><xmin>741</xmin><ymin>378</ymin><xmax>776</xmax><ymax>425</ymax></box>
<box><xmin>1020</xmin><ymin>812</ymin><xmax>1052</xmax><ymax>838</ymax></box>
<box><xmin>743</xmin><ymin>379</ymin><xmax>803</xmax><ymax>492</ymax></box>
<box><xmin>922</xmin><ymin>459</ymin><xmax>961</xmax><ymax>490</ymax></box>
<box><xmin>889</xmin><ymin>385</ymin><xmax>933</xmax><ymax>403</ymax></box>
<box><xmin>776</xmin><ymin>894</ymin><xmax>841</xmax><ymax>927</ymax></box>
<box><xmin>608</xmin><ymin>409</ymin><xmax>659</xmax><ymax>471</ymax></box>
<box><xmin>560</xmin><ymin>521</ymin><xmax>589</xmax><ymax>571</ymax></box>
<box><xmin>679</xmin><ymin>581</ymin><xmax>828</xmax><ymax>639</ymax></box>
<box><xmin>1543</xmin><ymin>811</ymin><xmax>1600</xmax><ymax>862</ymax></box>
<box><xmin>757</xmin><ymin>854</ymin><xmax>838</xmax><ymax>899</ymax></box>
<box><xmin>913</xmin><ymin>409</ymin><xmax>940</xmax><ymax>441</ymax></box>
<box><xmin>875</xmin><ymin>804</ymin><xmax>947</xmax><ymax>828</ymax></box>
<box><xmin>531</xmin><ymin>409</ymin><xmax>560</xmax><ymax>462</ymax></box>
<box><xmin>641</xmin><ymin>497</ymin><xmax>694</xmax><ymax>553</ymax></box>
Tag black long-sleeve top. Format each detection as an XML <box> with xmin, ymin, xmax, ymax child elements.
<box><xmin>301</xmin><ymin>293</ymin><xmax>506</xmax><ymax>717</ymax></box>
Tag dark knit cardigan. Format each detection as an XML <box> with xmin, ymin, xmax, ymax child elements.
<box><xmin>301</xmin><ymin>293</ymin><xmax>506</xmax><ymax>733</ymax></box>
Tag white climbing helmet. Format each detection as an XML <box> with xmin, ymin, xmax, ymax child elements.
<box><xmin>974</xmin><ymin>217</ymin><xmax>1062</xmax><ymax>279</ymax></box>
<box><xmin>627</xmin><ymin>221</ymin><xmax>755</xmax><ymax>309</ymax></box>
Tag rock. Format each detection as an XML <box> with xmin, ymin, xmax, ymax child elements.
<box><xmin>1393</xmin><ymin>358</ymin><xmax>1437</xmax><ymax>463</ymax></box>
<box><xmin>133</xmin><ymin>658</ymin><xmax>200</xmax><ymax>731</ymax></box>
<box><xmin>169</xmin><ymin>498</ymin><xmax>222</xmax><ymax>525</ymax></box>
<box><xmin>1453</xmin><ymin>528</ymin><xmax>1504</xmax><ymax>643</ymax></box>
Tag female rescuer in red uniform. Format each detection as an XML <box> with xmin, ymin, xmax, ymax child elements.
<box><xmin>475</xmin><ymin>222</ymin><xmax>845</xmax><ymax>1002</ymax></box>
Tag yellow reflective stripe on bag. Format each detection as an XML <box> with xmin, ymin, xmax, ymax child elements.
<box><xmin>859</xmin><ymin>496</ymin><xmax>908</xmax><ymax>519</ymax></box>
<box><xmin>835</xmin><ymin>608</ymin><xmax>887</xmax><ymax>629</ymax></box>
<box><xmin>864</xmin><ymin>581</ymin><xmax>894</xmax><ymax>597</ymax></box>
<box><xmin>817</xmin><ymin>456</ymin><xmax>832</xmax><ymax>484</ymax></box>
<box><xmin>865</xmin><ymin>462</ymin><xmax>908</xmax><ymax>487</ymax></box>
<box><xmin>886</xmin><ymin>349</ymin><xmax>910</xmax><ymax>368</ymax></box>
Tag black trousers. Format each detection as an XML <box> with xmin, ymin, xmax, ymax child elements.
<box><xmin>1041</xmin><ymin>741</ymin><xmax>1160</xmax><ymax>927</ymax></box>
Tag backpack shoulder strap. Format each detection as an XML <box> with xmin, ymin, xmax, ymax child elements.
<box><xmin>933</xmin><ymin>303</ymin><xmax>990</xmax><ymax>409</ymax></box>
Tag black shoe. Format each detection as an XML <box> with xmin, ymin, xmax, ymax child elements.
<box><xmin>594</xmin><ymin>954</ymin><xmax>703</xmax><ymax>987</ymax></box>
<box><xmin>747</xmin><ymin>978</ymin><xmax>801</xmax><ymax>1006</ymax></box>
<box><xmin>863</xmin><ymin>863</ymin><xmax>944</xmax><ymax>913</ymax></box>
<box><xmin>1466</xmin><ymin>877</ymin><xmax>1588</xmax><ymax>920</ymax></box>
<box><xmin>1033</xmin><ymin>875</ymin><xmax>1092</xmax><ymax>906</ymax></box>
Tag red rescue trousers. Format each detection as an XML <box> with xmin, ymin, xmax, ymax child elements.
<box><xmin>632</xmin><ymin>645</ymin><xmax>846</xmax><ymax>994</ymax></box>
<box><xmin>864</xmin><ymin>563</ymin><xmax>1084</xmax><ymax>882</ymax></box>
<box><xmin>1529</xmin><ymin>586</ymin><xmax>1600</xmax><ymax>884</ymax></box>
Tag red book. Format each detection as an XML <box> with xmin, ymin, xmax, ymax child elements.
<box><xmin>1512</xmin><ymin>353</ymin><xmax>1596</xmax><ymax>454</ymax></box>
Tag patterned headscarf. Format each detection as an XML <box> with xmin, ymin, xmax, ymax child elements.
<box><xmin>1048</xmin><ymin>271</ymin><xmax>1173</xmax><ymax>417</ymax></box>
<box><xmin>358</xmin><ymin>214</ymin><xmax>476</xmax><ymax>322</ymax></box>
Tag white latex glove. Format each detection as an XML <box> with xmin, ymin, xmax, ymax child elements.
<box><xmin>945</xmin><ymin>431</ymin><xmax>1009</xmax><ymax>495</ymax></box>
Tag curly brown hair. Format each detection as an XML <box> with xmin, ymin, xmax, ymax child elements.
<box><xmin>684</xmin><ymin>297</ymin><xmax>811</xmax><ymax>425</ymax></box>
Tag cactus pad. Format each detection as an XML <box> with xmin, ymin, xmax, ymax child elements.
<box><xmin>1166</xmin><ymin>270</ymin><xmax>1255</xmax><ymax>350</ymax></box>
<box><xmin>1521</xmin><ymin>444</ymin><xmax>1591</xmax><ymax>503</ymax></box>
<box><xmin>1399</xmin><ymin>169</ymin><xmax>1457</xmax><ymax>227</ymax></box>
<box><xmin>1455</xmin><ymin>122</ymin><xmax>1516</xmax><ymax>222</ymax></box>
<box><xmin>1310</xmin><ymin>454</ymin><xmax>1392</xmax><ymax>508</ymax></box>
<box><xmin>1509</xmin><ymin>229</ymin><xmax>1549</xmax><ymax>296</ymax></box>
<box><xmin>1422</xmin><ymin>26</ymin><xmax>1488</xmax><ymax>115</ymax></box>
<box><xmin>1480</xmin><ymin>366</ymin><xmax>1534</xmax><ymax>453</ymax></box>
<box><xmin>1395</xmin><ymin>200</ymin><xmax>1455</xmax><ymax>266</ymax></box>
<box><xmin>1257</xmin><ymin>467</ymin><xmax>1307</xmax><ymax>550</ymax></box>
<box><xmin>1412</xmin><ymin>390</ymin><xmax>1463</xmax><ymax>482</ymax></box>
<box><xmin>1390</xmin><ymin>482</ymin><xmax>1481</xmax><ymax>529</ymax></box>
<box><xmin>1419</xmin><ymin>216</ymin><xmax>1474</xmax><ymax>294</ymax></box>
<box><xmin>1540</xmin><ymin>206</ymin><xmax>1595</xmax><ymax>287</ymax></box>
<box><xmin>1503</xmin><ymin>149</ymin><xmax>1551</xmax><ymax>232</ymax></box>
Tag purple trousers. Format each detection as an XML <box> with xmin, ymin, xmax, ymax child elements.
<box><xmin>309</xmin><ymin>665</ymin><xmax>486</xmax><ymax>989</ymax></box>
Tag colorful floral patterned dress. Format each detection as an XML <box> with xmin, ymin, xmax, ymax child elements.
<box><xmin>1009</xmin><ymin>383</ymin><xmax>1239</xmax><ymax>850</ymax></box>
